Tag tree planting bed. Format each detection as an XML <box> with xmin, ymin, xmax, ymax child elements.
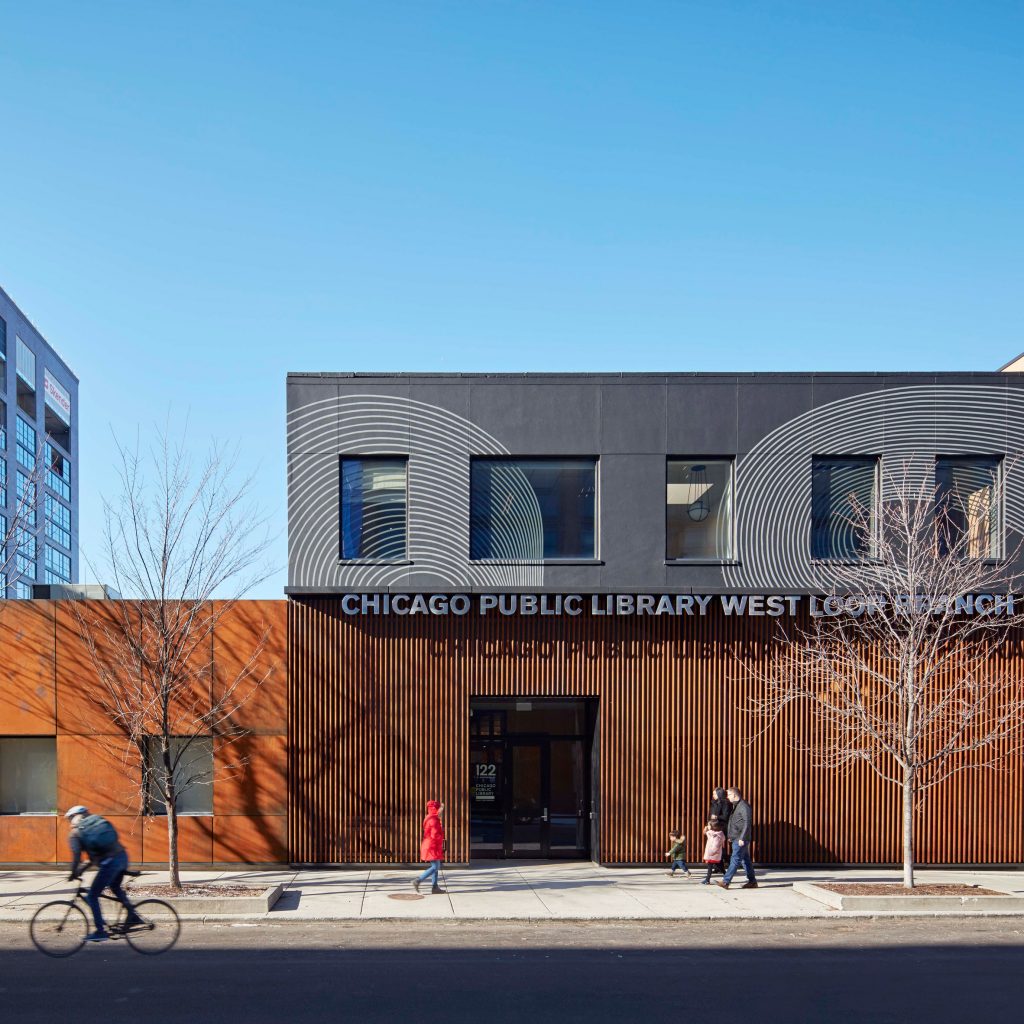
<box><xmin>126</xmin><ymin>881</ymin><xmax>283</xmax><ymax>915</ymax></box>
<box><xmin>794</xmin><ymin>880</ymin><xmax>1023</xmax><ymax>913</ymax></box>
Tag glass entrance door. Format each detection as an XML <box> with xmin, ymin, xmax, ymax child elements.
<box><xmin>509</xmin><ymin>741</ymin><xmax>547</xmax><ymax>856</ymax></box>
<box><xmin>470</xmin><ymin>700</ymin><xmax>594</xmax><ymax>860</ymax></box>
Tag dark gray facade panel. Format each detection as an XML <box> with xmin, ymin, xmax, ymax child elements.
<box><xmin>287</xmin><ymin>371</ymin><xmax>1024</xmax><ymax>595</ymax></box>
<box><xmin>469</xmin><ymin>382</ymin><xmax>602</xmax><ymax>456</ymax></box>
<box><xmin>599</xmin><ymin>384</ymin><xmax>667</xmax><ymax>455</ymax></box>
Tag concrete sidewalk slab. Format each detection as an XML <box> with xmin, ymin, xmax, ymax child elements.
<box><xmin>2</xmin><ymin>864</ymin><xmax>1023</xmax><ymax>923</ymax></box>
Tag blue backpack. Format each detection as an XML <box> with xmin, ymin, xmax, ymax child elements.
<box><xmin>75</xmin><ymin>815</ymin><xmax>119</xmax><ymax>856</ymax></box>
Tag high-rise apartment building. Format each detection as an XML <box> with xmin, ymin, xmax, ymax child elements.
<box><xmin>0</xmin><ymin>285</ymin><xmax>78</xmax><ymax>596</ymax></box>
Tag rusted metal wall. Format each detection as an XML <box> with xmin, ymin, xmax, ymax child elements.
<box><xmin>288</xmin><ymin>597</ymin><xmax>1024</xmax><ymax>865</ymax></box>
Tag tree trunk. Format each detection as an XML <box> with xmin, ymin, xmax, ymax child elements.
<box><xmin>167</xmin><ymin>800</ymin><xmax>181</xmax><ymax>890</ymax></box>
<box><xmin>901</xmin><ymin>772</ymin><xmax>915</xmax><ymax>889</ymax></box>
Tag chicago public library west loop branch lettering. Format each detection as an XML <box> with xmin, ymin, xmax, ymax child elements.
<box><xmin>338</xmin><ymin>592</ymin><xmax>1018</xmax><ymax>618</ymax></box>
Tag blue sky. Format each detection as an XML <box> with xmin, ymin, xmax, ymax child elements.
<box><xmin>1</xmin><ymin>2</ymin><xmax>1021</xmax><ymax>596</ymax></box>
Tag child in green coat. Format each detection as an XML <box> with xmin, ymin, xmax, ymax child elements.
<box><xmin>665</xmin><ymin>829</ymin><xmax>690</xmax><ymax>877</ymax></box>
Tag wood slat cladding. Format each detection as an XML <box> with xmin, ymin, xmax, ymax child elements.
<box><xmin>288</xmin><ymin>598</ymin><xmax>1024</xmax><ymax>865</ymax></box>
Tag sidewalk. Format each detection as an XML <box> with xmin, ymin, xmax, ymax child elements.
<box><xmin>3</xmin><ymin>862</ymin><xmax>1024</xmax><ymax>922</ymax></box>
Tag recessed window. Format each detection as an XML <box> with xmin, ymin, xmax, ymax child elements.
<box><xmin>15</xmin><ymin>337</ymin><xmax>35</xmax><ymax>418</ymax></box>
<box><xmin>667</xmin><ymin>459</ymin><xmax>734</xmax><ymax>560</ymax></box>
<box><xmin>0</xmin><ymin>737</ymin><xmax>57</xmax><ymax>814</ymax></box>
<box><xmin>811</xmin><ymin>456</ymin><xmax>878</xmax><ymax>560</ymax></box>
<box><xmin>45</xmin><ymin>443</ymin><xmax>71</xmax><ymax>501</ymax></box>
<box><xmin>0</xmin><ymin>398</ymin><xmax>6</xmax><ymax>450</ymax></box>
<box><xmin>144</xmin><ymin>736</ymin><xmax>213</xmax><ymax>815</ymax></box>
<box><xmin>340</xmin><ymin>457</ymin><xmax>408</xmax><ymax>561</ymax></box>
<box><xmin>45</xmin><ymin>494</ymin><xmax>71</xmax><ymax>549</ymax></box>
<box><xmin>16</xmin><ymin>417</ymin><xmax>36</xmax><ymax>471</ymax></box>
<box><xmin>16</xmin><ymin>471</ymin><xmax>36</xmax><ymax>526</ymax></box>
<box><xmin>44</xmin><ymin>545</ymin><xmax>71</xmax><ymax>584</ymax></box>
<box><xmin>936</xmin><ymin>456</ymin><xmax>1002</xmax><ymax>559</ymax></box>
<box><xmin>470</xmin><ymin>458</ymin><xmax>597</xmax><ymax>561</ymax></box>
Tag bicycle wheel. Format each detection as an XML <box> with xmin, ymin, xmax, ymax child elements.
<box><xmin>30</xmin><ymin>900</ymin><xmax>89</xmax><ymax>958</ymax></box>
<box><xmin>123</xmin><ymin>899</ymin><xmax>180</xmax><ymax>955</ymax></box>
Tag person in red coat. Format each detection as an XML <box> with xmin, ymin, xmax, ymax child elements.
<box><xmin>413</xmin><ymin>800</ymin><xmax>445</xmax><ymax>894</ymax></box>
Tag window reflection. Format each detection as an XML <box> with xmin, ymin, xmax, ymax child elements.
<box><xmin>811</xmin><ymin>457</ymin><xmax>877</xmax><ymax>560</ymax></box>
<box><xmin>340</xmin><ymin>457</ymin><xmax>408</xmax><ymax>561</ymax></box>
<box><xmin>666</xmin><ymin>459</ymin><xmax>733</xmax><ymax>560</ymax></box>
<box><xmin>936</xmin><ymin>456</ymin><xmax>1002</xmax><ymax>559</ymax></box>
<box><xmin>471</xmin><ymin>458</ymin><xmax>596</xmax><ymax>560</ymax></box>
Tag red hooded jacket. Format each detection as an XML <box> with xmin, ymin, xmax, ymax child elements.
<box><xmin>420</xmin><ymin>800</ymin><xmax>445</xmax><ymax>861</ymax></box>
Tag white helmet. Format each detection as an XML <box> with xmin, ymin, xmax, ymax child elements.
<box><xmin>63</xmin><ymin>805</ymin><xmax>88</xmax><ymax>820</ymax></box>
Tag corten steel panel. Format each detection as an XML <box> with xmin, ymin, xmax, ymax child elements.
<box><xmin>0</xmin><ymin>601</ymin><xmax>55</xmax><ymax>734</ymax></box>
<box><xmin>213</xmin><ymin>813</ymin><xmax>288</xmax><ymax>863</ymax></box>
<box><xmin>55</xmin><ymin>602</ymin><xmax>214</xmax><ymax>737</ymax></box>
<box><xmin>56</xmin><ymin>734</ymin><xmax>143</xmax><ymax>816</ymax></box>
<box><xmin>211</xmin><ymin>601</ymin><xmax>287</xmax><ymax>735</ymax></box>
<box><xmin>142</xmin><ymin>815</ymin><xmax>214</xmax><ymax>864</ymax></box>
<box><xmin>0</xmin><ymin>815</ymin><xmax>57</xmax><ymax>863</ymax></box>
<box><xmin>288</xmin><ymin>597</ymin><xmax>1024</xmax><ymax>866</ymax></box>
<box><xmin>214</xmin><ymin>734</ymin><xmax>287</xmax><ymax>816</ymax></box>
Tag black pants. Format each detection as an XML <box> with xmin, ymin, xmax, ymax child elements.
<box><xmin>703</xmin><ymin>861</ymin><xmax>726</xmax><ymax>882</ymax></box>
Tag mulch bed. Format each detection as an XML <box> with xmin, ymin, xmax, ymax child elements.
<box><xmin>126</xmin><ymin>883</ymin><xmax>268</xmax><ymax>899</ymax></box>
<box><xmin>820</xmin><ymin>883</ymin><xmax>1003</xmax><ymax>897</ymax></box>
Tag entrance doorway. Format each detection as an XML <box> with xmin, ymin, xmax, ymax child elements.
<box><xmin>469</xmin><ymin>699</ymin><xmax>596</xmax><ymax>859</ymax></box>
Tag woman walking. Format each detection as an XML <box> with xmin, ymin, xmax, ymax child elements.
<box><xmin>709</xmin><ymin>787</ymin><xmax>731</xmax><ymax>875</ymax></box>
<box><xmin>413</xmin><ymin>800</ymin><xmax>445</xmax><ymax>894</ymax></box>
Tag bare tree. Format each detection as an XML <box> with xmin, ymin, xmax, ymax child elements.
<box><xmin>752</xmin><ymin>459</ymin><xmax>1024</xmax><ymax>887</ymax></box>
<box><xmin>74</xmin><ymin>428</ymin><xmax>274</xmax><ymax>888</ymax></box>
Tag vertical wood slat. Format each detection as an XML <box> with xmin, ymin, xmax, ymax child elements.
<box><xmin>288</xmin><ymin>598</ymin><xmax>1024</xmax><ymax>866</ymax></box>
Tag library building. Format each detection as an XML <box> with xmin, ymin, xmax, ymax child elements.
<box><xmin>3</xmin><ymin>369</ymin><xmax>1024</xmax><ymax>867</ymax></box>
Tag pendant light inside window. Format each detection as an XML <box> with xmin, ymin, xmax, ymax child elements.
<box><xmin>687</xmin><ymin>463</ymin><xmax>711</xmax><ymax>522</ymax></box>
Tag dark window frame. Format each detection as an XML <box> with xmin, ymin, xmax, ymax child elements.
<box><xmin>935</xmin><ymin>454</ymin><xmax>1004</xmax><ymax>561</ymax></box>
<box><xmin>809</xmin><ymin>454</ymin><xmax>880</xmax><ymax>564</ymax></box>
<box><xmin>468</xmin><ymin>455</ymin><xmax>600</xmax><ymax>564</ymax></box>
<box><xmin>338</xmin><ymin>454</ymin><xmax>410</xmax><ymax>564</ymax></box>
<box><xmin>665</xmin><ymin>456</ymin><xmax>736</xmax><ymax>564</ymax></box>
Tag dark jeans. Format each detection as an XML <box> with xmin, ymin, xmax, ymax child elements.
<box><xmin>722</xmin><ymin>841</ymin><xmax>756</xmax><ymax>885</ymax></box>
<box><xmin>85</xmin><ymin>850</ymin><xmax>134</xmax><ymax>932</ymax></box>
<box><xmin>670</xmin><ymin>858</ymin><xmax>689</xmax><ymax>874</ymax></box>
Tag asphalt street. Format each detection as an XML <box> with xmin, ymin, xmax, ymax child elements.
<box><xmin>2</xmin><ymin>919</ymin><xmax>1022</xmax><ymax>1023</ymax></box>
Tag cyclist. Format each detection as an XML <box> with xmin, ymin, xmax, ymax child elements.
<box><xmin>64</xmin><ymin>805</ymin><xmax>141</xmax><ymax>942</ymax></box>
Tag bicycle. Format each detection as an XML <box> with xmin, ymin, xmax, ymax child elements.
<box><xmin>29</xmin><ymin>869</ymin><xmax>181</xmax><ymax>958</ymax></box>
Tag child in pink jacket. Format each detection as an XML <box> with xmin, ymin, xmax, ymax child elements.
<box><xmin>700</xmin><ymin>818</ymin><xmax>726</xmax><ymax>884</ymax></box>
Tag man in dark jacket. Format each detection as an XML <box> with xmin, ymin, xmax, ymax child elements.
<box><xmin>716</xmin><ymin>787</ymin><xmax>758</xmax><ymax>889</ymax></box>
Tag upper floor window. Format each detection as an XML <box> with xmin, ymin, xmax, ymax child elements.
<box><xmin>470</xmin><ymin>458</ymin><xmax>597</xmax><ymax>561</ymax></box>
<box><xmin>45</xmin><ymin>494</ymin><xmax>71</xmax><ymax>549</ymax></box>
<box><xmin>15</xmin><ymin>417</ymin><xmax>36</xmax><ymax>471</ymax></box>
<box><xmin>15</xmin><ymin>337</ymin><xmax>35</xmax><ymax>419</ymax></box>
<box><xmin>16</xmin><ymin>472</ymin><xmax>36</xmax><ymax>525</ymax></box>
<box><xmin>340</xmin><ymin>457</ymin><xmax>407</xmax><ymax>561</ymax></box>
<box><xmin>0</xmin><ymin>315</ymin><xmax>6</xmax><ymax>361</ymax></box>
<box><xmin>45</xmin><ymin>443</ymin><xmax>71</xmax><ymax>501</ymax></box>
<box><xmin>811</xmin><ymin>456</ymin><xmax>878</xmax><ymax>561</ymax></box>
<box><xmin>44</xmin><ymin>544</ymin><xmax>71</xmax><ymax>584</ymax></box>
<box><xmin>936</xmin><ymin>456</ymin><xmax>1002</xmax><ymax>559</ymax></box>
<box><xmin>666</xmin><ymin>459</ymin><xmax>734</xmax><ymax>561</ymax></box>
<box><xmin>0</xmin><ymin>398</ymin><xmax>6</xmax><ymax>450</ymax></box>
